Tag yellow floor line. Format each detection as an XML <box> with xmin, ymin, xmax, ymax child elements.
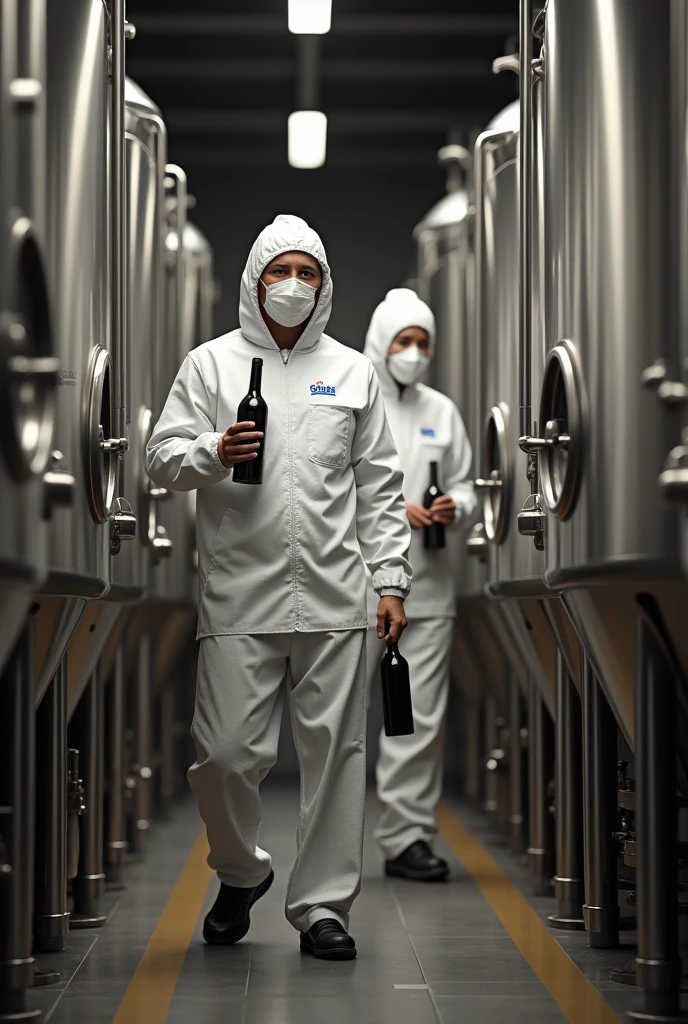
<box><xmin>111</xmin><ymin>830</ymin><xmax>213</xmax><ymax>1024</ymax></box>
<box><xmin>437</xmin><ymin>804</ymin><xmax>621</xmax><ymax>1024</ymax></box>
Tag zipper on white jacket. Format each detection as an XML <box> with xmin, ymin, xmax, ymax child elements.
<box><xmin>281</xmin><ymin>351</ymin><xmax>301</xmax><ymax>627</ymax></box>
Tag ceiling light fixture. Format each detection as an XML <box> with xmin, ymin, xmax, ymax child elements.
<box><xmin>288</xmin><ymin>110</ymin><xmax>327</xmax><ymax>168</ymax></box>
<box><xmin>288</xmin><ymin>0</ymin><xmax>332</xmax><ymax>35</ymax></box>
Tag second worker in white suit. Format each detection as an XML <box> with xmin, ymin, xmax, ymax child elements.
<box><xmin>146</xmin><ymin>216</ymin><xmax>411</xmax><ymax>960</ymax></box>
<box><xmin>364</xmin><ymin>288</ymin><xmax>475</xmax><ymax>882</ymax></box>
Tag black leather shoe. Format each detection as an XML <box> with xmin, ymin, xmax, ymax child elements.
<box><xmin>385</xmin><ymin>840</ymin><xmax>449</xmax><ymax>882</ymax></box>
<box><xmin>203</xmin><ymin>869</ymin><xmax>274</xmax><ymax>945</ymax></box>
<box><xmin>300</xmin><ymin>919</ymin><xmax>357</xmax><ymax>960</ymax></box>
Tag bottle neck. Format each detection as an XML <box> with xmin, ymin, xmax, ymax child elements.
<box><xmin>429</xmin><ymin>461</ymin><xmax>439</xmax><ymax>489</ymax></box>
<box><xmin>249</xmin><ymin>359</ymin><xmax>263</xmax><ymax>393</ymax></box>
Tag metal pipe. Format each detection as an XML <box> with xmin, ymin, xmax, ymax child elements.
<box><xmin>581</xmin><ymin>653</ymin><xmax>619</xmax><ymax>949</ymax></box>
<box><xmin>159</xmin><ymin>682</ymin><xmax>175</xmax><ymax>812</ymax></box>
<box><xmin>130</xmin><ymin>633</ymin><xmax>152</xmax><ymax>852</ymax></box>
<box><xmin>464</xmin><ymin>704</ymin><xmax>481</xmax><ymax>804</ymax></box>
<box><xmin>549</xmin><ymin>648</ymin><xmax>585</xmax><ymax>930</ymax></box>
<box><xmin>509</xmin><ymin>675</ymin><xmax>526</xmax><ymax>853</ymax></box>
<box><xmin>111</xmin><ymin>0</ymin><xmax>126</xmax><ymax>444</ymax></box>
<box><xmin>105</xmin><ymin>644</ymin><xmax>127</xmax><ymax>879</ymax></box>
<box><xmin>34</xmin><ymin>658</ymin><xmax>69</xmax><ymax>952</ymax></box>
<box><xmin>527</xmin><ymin>674</ymin><xmax>554</xmax><ymax>896</ymax></box>
<box><xmin>71</xmin><ymin>670</ymin><xmax>105</xmax><ymax>928</ymax></box>
<box><xmin>0</xmin><ymin>625</ymin><xmax>37</xmax><ymax>1020</ymax></box>
<box><xmin>518</xmin><ymin>0</ymin><xmax>533</xmax><ymax>439</ymax></box>
<box><xmin>630</xmin><ymin>610</ymin><xmax>681</xmax><ymax>1020</ymax></box>
<box><xmin>483</xmin><ymin>694</ymin><xmax>498</xmax><ymax>823</ymax></box>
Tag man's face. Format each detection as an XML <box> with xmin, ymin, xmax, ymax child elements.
<box><xmin>259</xmin><ymin>250</ymin><xmax>323</xmax><ymax>309</ymax></box>
<box><xmin>387</xmin><ymin>326</ymin><xmax>431</xmax><ymax>358</ymax></box>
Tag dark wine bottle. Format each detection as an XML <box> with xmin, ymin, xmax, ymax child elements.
<box><xmin>422</xmin><ymin>461</ymin><xmax>445</xmax><ymax>549</ymax></box>
<box><xmin>233</xmin><ymin>357</ymin><xmax>268</xmax><ymax>485</ymax></box>
<box><xmin>380</xmin><ymin>642</ymin><xmax>414</xmax><ymax>737</ymax></box>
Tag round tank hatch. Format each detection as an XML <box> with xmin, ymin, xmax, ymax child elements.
<box><xmin>0</xmin><ymin>217</ymin><xmax>57</xmax><ymax>482</ymax></box>
<box><xmin>538</xmin><ymin>340</ymin><xmax>585</xmax><ymax>520</ymax></box>
<box><xmin>479</xmin><ymin>403</ymin><xmax>512</xmax><ymax>545</ymax></box>
<box><xmin>84</xmin><ymin>346</ymin><xmax>117</xmax><ymax>523</ymax></box>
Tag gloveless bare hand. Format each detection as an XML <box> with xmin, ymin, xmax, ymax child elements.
<box><xmin>430</xmin><ymin>494</ymin><xmax>456</xmax><ymax>525</ymax></box>
<box><xmin>218</xmin><ymin>421</ymin><xmax>264</xmax><ymax>469</ymax></box>
<box><xmin>407</xmin><ymin>502</ymin><xmax>433</xmax><ymax>529</ymax></box>
<box><xmin>377</xmin><ymin>596</ymin><xmax>408</xmax><ymax>644</ymax></box>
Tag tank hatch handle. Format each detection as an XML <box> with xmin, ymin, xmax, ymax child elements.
<box><xmin>658</xmin><ymin>437</ymin><xmax>688</xmax><ymax>507</ymax></box>
<box><xmin>642</xmin><ymin>358</ymin><xmax>688</xmax><ymax>406</ymax></box>
<box><xmin>152</xmin><ymin>524</ymin><xmax>173</xmax><ymax>562</ymax></box>
<box><xmin>109</xmin><ymin>497</ymin><xmax>136</xmax><ymax>555</ymax></box>
<box><xmin>43</xmin><ymin>450</ymin><xmax>75</xmax><ymax>518</ymax></box>
<box><xmin>466</xmin><ymin>522</ymin><xmax>489</xmax><ymax>563</ymax></box>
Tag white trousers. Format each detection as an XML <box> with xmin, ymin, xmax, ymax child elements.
<box><xmin>189</xmin><ymin>630</ymin><xmax>367</xmax><ymax>933</ymax></box>
<box><xmin>367</xmin><ymin>617</ymin><xmax>455</xmax><ymax>860</ymax></box>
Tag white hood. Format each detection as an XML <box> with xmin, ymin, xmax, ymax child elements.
<box><xmin>239</xmin><ymin>214</ymin><xmax>333</xmax><ymax>353</ymax></box>
<box><xmin>363</xmin><ymin>288</ymin><xmax>436</xmax><ymax>393</ymax></box>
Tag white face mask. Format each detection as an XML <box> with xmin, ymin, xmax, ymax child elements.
<box><xmin>260</xmin><ymin>277</ymin><xmax>317</xmax><ymax>327</ymax></box>
<box><xmin>387</xmin><ymin>346</ymin><xmax>430</xmax><ymax>386</ymax></box>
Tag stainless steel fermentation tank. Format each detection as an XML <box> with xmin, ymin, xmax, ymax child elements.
<box><xmin>414</xmin><ymin>146</ymin><xmax>512</xmax><ymax>813</ymax></box>
<box><xmin>517</xmin><ymin>1</ymin><xmax>688</xmax><ymax>1013</ymax></box>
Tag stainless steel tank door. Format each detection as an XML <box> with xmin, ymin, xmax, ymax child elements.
<box><xmin>84</xmin><ymin>345</ymin><xmax>117</xmax><ymax>523</ymax></box>
<box><xmin>479</xmin><ymin>403</ymin><xmax>511</xmax><ymax>545</ymax></box>
<box><xmin>0</xmin><ymin>217</ymin><xmax>58</xmax><ymax>483</ymax></box>
<box><xmin>538</xmin><ymin>339</ymin><xmax>584</xmax><ymax>520</ymax></box>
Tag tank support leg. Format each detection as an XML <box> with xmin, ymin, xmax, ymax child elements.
<box><xmin>549</xmin><ymin>647</ymin><xmax>585</xmax><ymax>929</ymax></box>
<box><xmin>105</xmin><ymin>645</ymin><xmax>127</xmax><ymax>883</ymax></box>
<box><xmin>629</xmin><ymin>611</ymin><xmax>684</xmax><ymax>1021</ymax></box>
<box><xmin>130</xmin><ymin>633</ymin><xmax>152</xmax><ymax>854</ymax></box>
<box><xmin>484</xmin><ymin>694</ymin><xmax>499</xmax><ymax>825</ymax></box>
<box><xmin>464</xmin><ymin>703</ymin><xmax>482</xmax><ymax>805</ymax></box>
<box><xmin>581</xmin><ymin>653</ymin><xmax>620</xmax><ymax>949</ymax></box>
<box><xmin>34</xmin><ymin>657</ymin><xmax>69</xmax><ymax>952</ymax></box>
<box><xmin>509</xmin><ymin>675</ymin><xmax>526</xmax><ymax>853</ymax></box>
<box><xmin>0</xmin><ymin>625</ymin><xmax>40</xmax><ymax>1020</ymax></box>
<box><xmin>71</xmin><ymin>670</ymin><xmax>105</xmax><ymax>928</ymax></box>
<box><xmin>528</xmin><ymin>675</ymin><xmax>555</xmax><ymax>896</ymax></box>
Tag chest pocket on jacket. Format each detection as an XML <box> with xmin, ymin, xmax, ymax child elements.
<box><xmin>308</xmin><ymin>405</ymin><xmax>352</xmax><ymax>468</ymax></box>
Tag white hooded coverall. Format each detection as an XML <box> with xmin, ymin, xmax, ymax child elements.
<box><xmin>363</xmin><ymin>288</ymin><xmax>475</xmax><ymax>860</ymax></box>
<box><xmin>146</xmin><ymin>217</ymin><xmax>412</xmax><ymax>932</ymax></box>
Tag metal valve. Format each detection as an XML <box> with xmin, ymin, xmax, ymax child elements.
<box><xmin>517</xmin><ymin>493</ymin><xmax>545</xmax><ymax>550</ymax></box>
<box><xmin>519</xmin><ymin>418</ymin><xmax>569</xmax><ymax>455</ymax></box>
<box><xmin>152</xmin><ymin>524</ymin><xmax>173</xmax><ymax>560</ymax></box>
<box><xmin>641</xmin><ymin>359</ymin><xmax>688</xmax><ymax>405</ymax></box>
<box><xmin>658</xmin><ymin>443</ymin><xmax>688</xmax><ymax>507</ymax></box>
<box><xmin>43</xmin><ymin>450</ymin><xmax>75</xmax><ymax>517</ymax></box>
<box><xmin>466</xmin><ymin>522</ymin><xmax>489</xmax><ymax>562</ymax></box>
<box><xmin>474</xmin><ymin>473</ymin><xmax>502</xmax><ymax>491</ymax></box>
<box><xmin>109</xmin><ymin>497</ymin><xmax>136</xmax><ymax>555</ymax></box>
<box><xmin>100</xmin><ymin>435</ymin><xmax>129</xmax><ymax>456</ymax></box>
<box><xmin>124</xmin><ymin>21</ymin><xmax>136</xmax><ymax>40</ymax></box>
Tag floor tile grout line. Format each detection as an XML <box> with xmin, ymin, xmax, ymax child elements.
<box><xmin>42</xmin><ymin>935</ymin><xmax>100</xmax><ymax>1023</ymax></box>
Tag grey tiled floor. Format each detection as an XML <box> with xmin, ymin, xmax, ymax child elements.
<box><xmin>29</xmin><ymin>783</ymin><xmax>645</xmax><ymax>1023</ymax></box>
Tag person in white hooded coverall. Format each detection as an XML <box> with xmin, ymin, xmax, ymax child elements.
<box><xmin>363</xmin><ymin>288</ymin><xmax>475</xmax><ymax>882</ymax></box>
<box><xmin>146</xmin><ymin>217</ymin><xmax>411</xmax><ymax>960</ymax></box>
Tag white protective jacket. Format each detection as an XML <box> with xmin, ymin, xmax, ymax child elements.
<box><xmin>146</xmin><ymin>216</ymin><xmax>412</xmax><ymax>638</ymax></box>
<box><xmin>363</xmin><ymin>288</ymin><xmax>476</xmax><ymax>619</ymax></box>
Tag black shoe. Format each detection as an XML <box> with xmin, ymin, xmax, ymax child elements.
<box><xmin>300</xmin><ymin>919</ymin><xmax>357</xmax><ymax>961</ymax></box>
<box><xmin>385</xmin><ymin>840</ymin><xmax>449</xmax><ymax>882</ymax></box>
<box><xmin>203</xmin><ymin>869</ymin><xmax>274</xmax><ymax>945</ymax></box>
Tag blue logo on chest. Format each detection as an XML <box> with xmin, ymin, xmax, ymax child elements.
<box><xmin>310</xmin><ymin>380</ymin><xmax>337</xmax><ymax>396</ymax></box>
<box><xmin>420</xmin><ymin>426</ymin><xmax>436</xmax><ymax>438</ymax></box>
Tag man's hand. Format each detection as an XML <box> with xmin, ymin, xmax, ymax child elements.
<box><xmin>429</xmin><ymin>494</ymin><xmax>456</xmax><ymax>525</ymax></box>
<box><xmin>377</xmin><ymin>596</ymin><xmax>408</xmax><ymax>644</ymax></box>
<box><xmin>218</xmin><ymin>421</ymin><xmax>264</xmax><ymax>470</ymax></box>
<box><xmin>407</xmin><ymin>502</ymin><xmax>433</xmax><ymax>529</ymax></box>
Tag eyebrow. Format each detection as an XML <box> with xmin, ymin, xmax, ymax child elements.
<box><xmin>266</xmin><ymin>261</ymin><xmax>320</xmax><ymax>274</ymax></box>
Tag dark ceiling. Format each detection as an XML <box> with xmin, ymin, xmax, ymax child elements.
<box><xmin>127</xmin><ymin>0</ymin><xmax>520</xmax><ymax>169</ymax></box>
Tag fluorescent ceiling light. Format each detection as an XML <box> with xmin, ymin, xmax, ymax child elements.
<box><xmin>288</xmin><ymin>0</ymin><xmax>332</xmax><ymax>35</ymax></box>
<box><xmin>288</xmin><ymin>110</ymin><xmax>327</xmax><ymax>169</ymax></box>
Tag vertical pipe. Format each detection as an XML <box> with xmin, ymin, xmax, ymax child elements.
<box><xmin>130</xmin><ymin>633</ymin><xmax>152</xmax><ymax>853</ymax></box>
<box><xmin>34</xmin><ymin>658</ymin><xmax>68</xmax><ymax>952</ymax></box>
<box><xmin>509</xmin><ymin>675</ymin><xmax>526</xmax><ymax>852</ymax></box>
<box><xmin>630</xmin><ymin>614</ymin><xmax>681</xmax><ymax>1020</ymax></box>
<box><xmin>71</xmin><ymin>670</ymin><xmax>105</xmax><ymax>927</ymax></box>
<box><xmin>105</xmin><ymin>644</ymin><xmax>127</xmax><ymax>880</ymax></box>
<box><xmin>159</xmin><ymin>683</ymin><xmax>175</xmax><ymax>813</ymax></box>
<box><xmin>483</xmin><ymin>694</ymin><xmax>498</xmax><ymax>822</ymax></box>
<box><xmin>527</xmin><ymin>675</ymin><xmax>555</xmax><ymax>896</ymax></box>
<box><xmin>111</xmin><ymin>0</ymin><xmax>126</xmax><ymax>443</ymax></box>
<box><xmin>518</xmin><ymin>0</ymin><xmax>533</xmax><ymax>439</ymax></box>
<box><xmin>549</xmin><ymin>648</ymin><xmax>585</xmax><ymax>929</ymax></box>
<box><xmin>464</xmin><ymin>704</ymin><xmax>481</xmax><ymax>804</ymax></box>
<box><xmin>0</xmin><ymin>626</ymin><xmax>38</xmax><ymax>1020</ymax></box>
<box><xmin>581</xmin><ymin>653</ymin><xmax>620</xmax><ymax>949</ymax></box>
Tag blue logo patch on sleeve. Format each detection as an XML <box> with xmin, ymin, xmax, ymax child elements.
<box><xmin>310</xmin><ymin>380</ymin><xmax>337</xmax><ymax>396</ymax></box>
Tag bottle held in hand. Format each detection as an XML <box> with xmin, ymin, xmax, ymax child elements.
<box><xmin>234</xmin><ymin>357</ymin><xmax>268</xmax><ymax>485</ymax></box>
<box><xmin>423</xmin><ymin>461</ymin><xmax>445</xmax><ymax>550</ymax></box>
<box><xmin>380</xmin><ymin>642</ymin><xmax>414</xmax><ymax>737</ymax></box>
